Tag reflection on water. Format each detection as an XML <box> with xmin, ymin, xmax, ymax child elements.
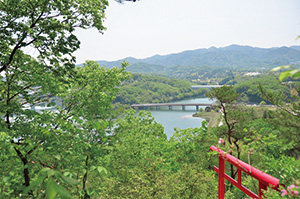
<box><xmin>144</xmin><ymin>97</ymin><xmax>214</xmax><ymax>138</ymax></box>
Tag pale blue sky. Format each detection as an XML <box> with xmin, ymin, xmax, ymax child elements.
<box><xmin>74</xmin><ymin>0</ymin><xmax>300</xmax><ymax>64</ymax></box>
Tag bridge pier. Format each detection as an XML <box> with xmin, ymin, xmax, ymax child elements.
<box><xmin>131</xmin><ymin>103</ymin><xmax>212</xmax><ymax>111</ymax></box>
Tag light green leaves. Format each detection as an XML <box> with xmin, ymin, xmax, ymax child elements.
<box><xmin>46</xmin><ymin>177</ymin><xmax>74</xmax><ymax>199</ymax></box>
<box><xmin>270</xmin><ymin>65</ymin><xmax>293</xmax><ymax>73</ymax></box>
<box><xmin>46</xmin><ymin>179</ymin><xmax>58</xmax><ymax>199</ymax></box>
<box><xmin>97</xmin><ymin>166</ymin><xmax>108</xmax><ymax>175</ymax></box>
<box><xmin>89</xmin><ymin>165</ymin><xmax>107</xmax><ymax>175</ymax></box>
<box><xmin>61</xmin><ymin>174</ymin><xmax>79</xmax><ymax>185</ymax></box>
<box><xmin>25</xmin><ymin>168</ymin><xmax>78</xmax><ymax>198</ymax></box>
<box><xmin>271</xmin><ymin>65</ymin><xmax>300</xmax><ymax>81</ymax></box>
<box><xmin>0</xmin><ymin>0</ymin><xmax>109</xmax><ymax>73</ymax></box>
<box><xmin>278</xmin><ymin>69</ymin><xmax>300</xmax><ymax>82</ymax></box>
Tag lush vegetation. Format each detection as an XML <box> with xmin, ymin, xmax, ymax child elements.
<box><xmin>114</xmin><ymin>72</ymin><xmax>296</xmax><ymax>106</ymax></box>
<box><xmin>98</xmin><ymin>44</ymin><xmax>300</xmax><ymax>71</ymax></box>
<box><xmin>233</xmin><ymin>74</ymin><xmax>292</xmax><ymax>103</ymax></box>
<box><xmin>114</xmin><ymin>74</ymin><xmax>209</xmax><ymax>104</ymax></box>
<box><xmin>2</xmin><ymin>59</ymin><xmax>300</xmax><ymax>198</ymax></box>
<box><xmin>1</xmin><ymin>1</ymin><xmax>300</xmax><ymax>198</ymax></box>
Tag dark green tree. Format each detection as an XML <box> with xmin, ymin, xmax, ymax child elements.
<box><xmin>0</xmin><ymin>1</ymin><xmax>132</xmax><ymax>197</ymax></box>
<box><xmin>206</xmin><ymin>86</ymin><xmax>239</xmax><ymax>146</ymax></box>
<box><xmin>0</xmin><ymin>0</ymin><xmax>108</xmax><ymax>74</ymax></box>
<box><xmin>206</xmin><ymin>86</ymin><xmax>246</xmax><ymax>179</ymax></box>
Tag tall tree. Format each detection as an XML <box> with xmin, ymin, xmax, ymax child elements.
<box><xmin>0</xmin><ymin>59</ymin><xmax>130</xmax><ymax>198</ymax></box>
<box><xmin>206</xmin><ymin>86</ymin><xmax>242</xmax><ymax>179</ymax></box>
<box><xmin>206</xmin><ymin>86</ymin><xmax>239</xmax><ymax>147</ymax></box>
<box><xmin>0</xmin><ymin>0</ymin><xmax>108</xmax><ymax>74</ymax></box>
<box><xmin>0</xmin><ymin>1</ymin><xmax>132</xmax><ymax>197</ymax></box>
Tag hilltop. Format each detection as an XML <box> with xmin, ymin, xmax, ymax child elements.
<box><xmin>91</xmin><ymin>45</ymin><xmax>300</xmax><ymax>73</ymax></box>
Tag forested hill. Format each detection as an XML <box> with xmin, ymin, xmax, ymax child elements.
<box><xmin>94</xmin><ymin>45</ymin><xmax>300</xmax><ymax>71</ymax></box>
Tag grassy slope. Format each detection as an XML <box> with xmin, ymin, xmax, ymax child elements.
<box><xmin>193</xmin><ymin>111</ymin><xmax>222</xmax><ymax>128</ymax></box>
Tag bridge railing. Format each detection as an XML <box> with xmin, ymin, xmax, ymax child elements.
<box><xmin>210</xmin><ymin>145</ymin><xmax>281</xmax><ymax>199</ymax></box>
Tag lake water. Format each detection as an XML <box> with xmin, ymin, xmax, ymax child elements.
<box><xmin>143</xmin><ymin>97</ymin><xmax>214</xmax><ymax>138</ymax></box>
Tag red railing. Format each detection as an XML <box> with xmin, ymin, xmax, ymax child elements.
<box><xmin>210</xmin><ymin>145</ymin><xmax>281</xmax><ymax>199</ymax></box>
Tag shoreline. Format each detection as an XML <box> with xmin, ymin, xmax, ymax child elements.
<box><xmin>192</xmin><ymin>111</ymin><xmax>221</xmax><ymax>128</ymax></box>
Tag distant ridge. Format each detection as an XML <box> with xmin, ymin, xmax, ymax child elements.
<box><xmin>91</xmin><ymin>44</ymin><xmax>300</xmax><ymax>71</ymax></box>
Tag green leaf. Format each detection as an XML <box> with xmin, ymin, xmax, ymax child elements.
<box><xmin>54</xmin><ymin>154</ymin><xmax>61</xmax><ymax>160</ymax></box>
<box><xmin>90</xmin><ymin>165</ymin><xmax>96</xmax><ymax>171</ymax></box>
<box><xmin>289</xmin><ymin>69</ymin><xmax>300</xmax><ymax>79</ymax></box>
<box><xmin>61</xmin><ymin>174</ymin><xmax>79</xmax><ymax>185</ymax></box>
<box><xmin>47</xmin><ymin>170</ymin><xmax>56</xmax><ymax>177</ymax></box>
<box><xmin>92</xmin><ymin>120</ymin><xmax>107</xmax><ymax>131</ymax></box>
<box><xmin>53</xmin><ymin>183</ymin><xmax>73</xmax><ymax>198</ymax></box>
<box><xmin>41</xmin><ymin>168</ymin><xmax>51</xmax><ymax>173</ymax></box>
<box><xmin>279</xmin><ymin>70</ymin><xmax>292</xmax><ymax>81</ymax></box>
<box><xmin>293</xmin><ymin>70</ymin><xmax>300</xmax><ymax>79</ymax></box>
<box><xmin>46</xmin><ymin>178</ymin><xmax>57</xmax><ymax>199</ymax></box>
<box><xmin>270</xmin><ymin>65</ymin><xmax>292</xmax><ymax>73</ymax></box>
<box><xmin>97</xmin><ymin>166</ymin><xmax>108</xmax><ymax>175</ymax></box>
<box><xmin>23</xmin><ymin>173</ymin><xmax>47</xmax><ymax>195</ymax></box>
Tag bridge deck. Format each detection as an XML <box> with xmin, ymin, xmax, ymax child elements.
<box><xmin>191</xmin><ymin>85</ymin><xmax>221</xmax><ymax>89</ymax></box>
<box><xmin>131</xmin><ymin>103</ymin><xmax>212</xmax><ymax>107</ymax></box>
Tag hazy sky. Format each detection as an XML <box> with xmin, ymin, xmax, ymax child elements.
<box><xmin>73</xmin><ymin>0</ymin><xmax>300</xmax><ymax>64</ymax></box>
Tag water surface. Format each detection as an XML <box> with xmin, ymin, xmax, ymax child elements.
<box><xmin>146</xmin><ymin>97</ymin><xmax>214</xmax><ymax>138</ymax></box>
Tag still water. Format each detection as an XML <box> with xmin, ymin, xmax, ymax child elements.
<box><xmin>143</xmin><ymin>97</ymin><xmax>214</xmax><ymax>138</ymax></box>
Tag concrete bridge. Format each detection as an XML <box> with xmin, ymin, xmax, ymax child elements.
<box><xmin>191</xmin><ymin>85</ymin><xmax>222</xmax><ymax>89</ymax></box>
<box><xmin>131</xmin><ymin>103</ymin><xmax>212</xmax><ymax>111</ymax></box>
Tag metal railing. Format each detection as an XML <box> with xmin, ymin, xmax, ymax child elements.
<box><xmin>210</xmin><ymin>145</ymin><xmax>281</xmax><ymax>199</ymax></box>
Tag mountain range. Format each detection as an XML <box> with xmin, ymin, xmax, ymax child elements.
<box><xmin>92</xmin><ymin>44</ymin><xmax>300</xmax><ymax>73</ymax></box>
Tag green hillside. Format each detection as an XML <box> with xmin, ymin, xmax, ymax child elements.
<box><xmin>93</xmin><ymin>45</ymin><xmax>300</xmax><ymax>71</ymax></box>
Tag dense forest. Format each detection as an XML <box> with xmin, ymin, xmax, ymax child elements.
<box><xmin>97</xmin><ymin>45</ymin><xmax>300</xmax><ymax>70</ymax></box>
<box><xmin>2</xmin><ymin>61</ymin><xmax>300</xmax><ymax>198</ymax></box>
<box><xmin>114</xmin><ymin>74</ymin><xmax>209</xmax><ymax>104</ymax></box>
<box><xmin>113</xmin><ymin>70</ymin><xmax>298</xmax><ymax>105</ymax></box>
<box><xmin>1</xmin><ymin>1</ymin><xmax>300</xmax><ymax>199</ymax></box>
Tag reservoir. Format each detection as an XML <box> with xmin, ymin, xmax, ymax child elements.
<box><xmin>143</xmin><ymin>97</ymin><xmax>214</xmax><ymax>138</ymax></box>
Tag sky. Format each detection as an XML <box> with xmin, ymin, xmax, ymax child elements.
<box><xmin>73</xmin><ymin>0</ymin><xmax>300</xmax><ymax>64</ymax></box>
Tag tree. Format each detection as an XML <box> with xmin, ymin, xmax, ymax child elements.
<box><xmin>206</xmin><ymin>86</ymin><xmax>239</xmax><ymax>142</ymax></box>
<box><xmin>206</xmin><ymin>86</ymin><xmax>242</xmax><ymax>178</ymax></box>
<box><xmin>0</xmin><ymin>1</ymin><xmax>133</xmax><ymax>197</ymax></box>
<box><xmin>0</xmin><ymin>0</ymin><xmax>108</xmax><ymax>195</ymax></box>
<box><xmin>0</xmin><ymin>0</ymin><xmax>108</xmax><ymax>74</ymax></box>
<box><xmin>0</xmin><ymin>59</ymin><xmax>130</xmax><ymax>198</ymax></box>
<box><xmin>258</xmin><ymin>70</ymin><xmax>300</xmax><ymax>157</ymax></box>
<box><xmin>99</xmin><ymin>110</ymin><xmax>218</xmax><ymax>198</ymax></box>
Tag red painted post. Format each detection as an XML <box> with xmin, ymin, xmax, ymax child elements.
<box><xmin>238</xmin><ymin>169</ymin><xmax>242</xmax><ymax>185</ymax></box>
<box><xmin>218</xmin><ymin>156</ymin><xmax>225</xmax><ymax>199</ymax></box>
<box><xmin>210</xmin><ymin>145</ymin><xmax>281</xmax><ymax>198</ymax></box>
<box><xmin>259</xmin><ymin>181</ymin><xmax>268</xmax><ymax>197</ymax></box>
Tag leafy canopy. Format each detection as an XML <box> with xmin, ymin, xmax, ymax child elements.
<box><xmin>0</xmin><ymin>0</ymin><xmax>108</xmax><ymax>73</ymax></box>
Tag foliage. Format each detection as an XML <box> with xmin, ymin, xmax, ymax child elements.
<box><xmin>1</xmin><ymin>1</ymin><xmax>300</xmax><ymax>197</ymax></box>
<box><xmin>271</xmin><ymin>65</ymin><xmax>300</xmax><ymax>81</ymax></box>
<box><xmin>0</xmin><ymin>0</ymin><xmax>108</xmax><ymax>74</ymax></box>
<box><xmin>97</xmin><ymin>111</ymin><xmax>218</xmax><ymax>198</ymax></box>
<box><xmin>114</xmin><ymin>74</ymin><xmax>207</xmax><ymax>104</ymax></box>
<box><xmin>234</xmin><ymin>74</ymin><xmax>290</xmax><ymax>103</ymax></box>
<box><xmin>98</xmin><ymin>45</ymin><xmax>300</xmax><ymax>71</ymax></box>
<box><xmin>0</xmin><ymin>60</ymin><xmax>130</xmax><ymax>198</ymax></box>
<box><xmin>258</xmin><ymin>78</ymin><xmax>300</xmax><ymax>155</ymax></box>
